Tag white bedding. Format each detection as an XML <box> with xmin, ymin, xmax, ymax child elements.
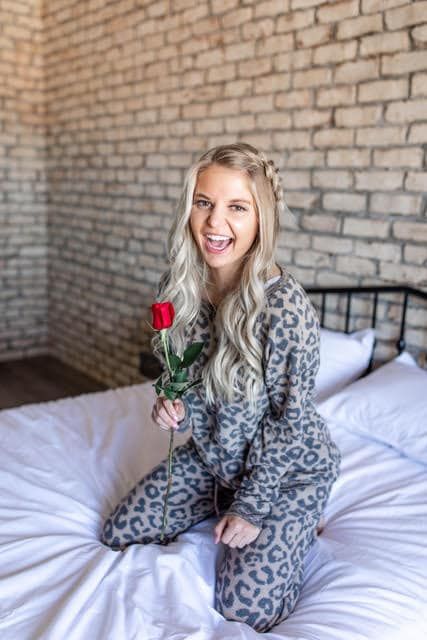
<box><xmin>0</xmin><ymin>381</ymin><xmax>426</xmax><ymax>640</ymax></box>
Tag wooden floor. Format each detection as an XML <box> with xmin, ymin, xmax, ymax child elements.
<box><xmin>0</xmin><ymin>356</ymin><xmax>108</xmax><ymax>410</ymax></box>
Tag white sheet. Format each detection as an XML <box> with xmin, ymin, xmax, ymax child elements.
<box><xmin>0</xmin><ymin>382</ymin><xmax>426</xmax><ymax>640</ymax></box>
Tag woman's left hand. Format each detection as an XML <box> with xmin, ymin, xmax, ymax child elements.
<box><xmin>214</xmin><ymin>514</ymin><xmax>261</xmax><ymax>548</ymax></box>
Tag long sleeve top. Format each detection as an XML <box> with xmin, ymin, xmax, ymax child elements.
<box><xmin>156</xmin><ymin>264</ymin><xmax>341</xmax><ymax>528</ymax></box>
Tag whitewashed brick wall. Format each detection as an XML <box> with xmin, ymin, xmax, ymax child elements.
<box><xmin>0</xmin><ymin>1</ymin><xmax>48</xmax><ymax>362</ymax></box>
<box><xmin>1</xmin><ymin>0</ymin><xmax>426</xmax><ymax>383</ymax></box>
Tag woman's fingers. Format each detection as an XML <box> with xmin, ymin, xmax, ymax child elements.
<box><xmin>152</xmin><ymin>397</ymin><xmax>182</xmax><ymax>431</ymax></box>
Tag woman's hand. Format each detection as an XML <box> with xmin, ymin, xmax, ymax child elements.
<box><xmin>151</xmin><ymin>397</ymin><xmax>185</xmax><ymax>431</ymax></box>
<box><xmin>214</xmin><ymin>514</ymin><xmax>261</xmax><ymax>548</ymax></box>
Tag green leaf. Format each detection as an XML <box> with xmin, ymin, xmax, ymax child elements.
<box><xmin>163</xmin><ymin>387</ymin><xmax>177</xmax><ymax>401</ymax></box>
<box><xmin>167</xmin><ymin>381</ymin><xmax>190</xmax><ymax>392</ymax></box>
<box><xmin>172</xmin><ymin>370</ymin><xmax>188</xmax><ymax>383</ymax></box>
<box><xmin>181</xmin><ymin>342</ymin><xmax>204</xmax><ymax>368</ymax></box>
<box><xmin>169</xmin><ymin>353</ymin><xmax>181</xmax><ymax>371</ymax></box>
<box><xmin>154</xmin><ymin>377</ymin><xmax>163</xmax><ymax>395</ymax></box>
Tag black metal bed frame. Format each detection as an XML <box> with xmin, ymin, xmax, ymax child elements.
<box><xmin>305</xmin><ymin>285</ymin><xmax>427</xmax><ymax>373</ymax></box>
<box><xmin>139</xmin><ymin>284</ymin><xmax>427</xmax><ymax>378</ymax></box>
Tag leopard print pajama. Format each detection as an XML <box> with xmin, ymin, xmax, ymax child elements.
<box><xmin>101</xmin><ymin>438</ymin><xmax>334</xmax><ymax>633</ymax></box>
<box><xmin>101</xmin><ymin>265</ymin><xmax>341</xmax><ymax>632</ymax></box>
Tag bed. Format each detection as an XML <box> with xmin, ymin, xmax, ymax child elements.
<box><xmin>1</xmin><ymin>284</ymin><xmax>426</xmax><ymax>640</ymax></box>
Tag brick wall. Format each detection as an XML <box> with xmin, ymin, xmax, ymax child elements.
<box><xmin>0</xmin><ymin>0</ymin><xmax>48</xmax><ymax>361</ymax></box>
<box><xmin>1</xmin><ymin>0</ymin><xmax>426</xmax><ymax>382</ymax></box>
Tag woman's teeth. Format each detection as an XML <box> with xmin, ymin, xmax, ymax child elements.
<box><xmin>205</xmin><ymin>235</ymin><xmax>233</xmax><ymax>252</ymax></box>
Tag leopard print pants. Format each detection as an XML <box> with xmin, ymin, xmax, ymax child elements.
<box><xmin>101</xmin><ymin>440</ymin><xmax>331</xmax><ymax>633</ymax></box>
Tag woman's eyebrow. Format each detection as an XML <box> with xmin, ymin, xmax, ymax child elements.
<box><xmin>194</xmin><ymin>191</ymin><xmax>251</xmax><ymax>204</ymax></box>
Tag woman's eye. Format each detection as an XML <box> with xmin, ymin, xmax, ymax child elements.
<box><xmin>194</xmin><ymin>199</ymin><xmax>211</xmax><ymax>209</ymax></box>
<box><xmin>231</xmin><ymin>204</ymin><xmax>247</xmax><ymax>213</ymax></box>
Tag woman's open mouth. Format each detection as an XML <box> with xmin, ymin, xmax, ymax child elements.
<box><xmin>204</xmin><ymin>234</ymin><xmax>234</xmax><ymax>254</ymax></box>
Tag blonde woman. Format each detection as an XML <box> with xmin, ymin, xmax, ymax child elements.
<box><xmin>101</xmin><ymin>143</ymin><xmax>341</xmax><ymax>633</ymax></box>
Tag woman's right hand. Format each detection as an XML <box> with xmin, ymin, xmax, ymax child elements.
<box><xmin>151</xmin><ymin>396</ymin><xmax>186</xmax><ymax>431</ymax></box>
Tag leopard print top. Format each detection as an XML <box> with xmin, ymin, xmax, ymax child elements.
<box><xmin>158</xmin><ymin>264</ymin><xmax>341</xmax><ymax>528</ymax></box>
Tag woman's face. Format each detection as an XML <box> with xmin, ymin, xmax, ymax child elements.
<box><xmin>189</xmin><ymin>164</ymin><xmax>259</xmax><ymax>283</ymax></box>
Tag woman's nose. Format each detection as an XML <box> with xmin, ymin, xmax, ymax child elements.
<box><xmin>207</xmin><ymin>204</ymin><xmax>227</xmax><ymax>227</ymax></box>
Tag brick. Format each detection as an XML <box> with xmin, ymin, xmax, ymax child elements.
<box><xmin>412</xmin><ymin>24</ymin><xmax>427</xmax><ymax>43</ymax></box>
<box><xmin>242</xmin><ymin>18</ymin><xmax>275</xmax><ymax>40</ymax></box>
<box><xmin>224</xmin><ymin>42</ymin><xmax>255</xmax><ymax>62</ymax></box>
<box><xmin>252</xmin><ymin>70</ymin><xmax>289</xmax><ymax>93</ymax></box>
<box><xmin>344</xmin><ymin>217</ymin><xmax>390</xmax><ymax>238</ymax></box>
<box><xmin>283</xmin><ymin>170</ymin><xmax>311</xmax><ymax>189</ymax></box>
<box><xmin>394</xmin><ymin>221</ymin><xmax>427</xmax><ymax>243</ymax></box>
<box><xmin>327</xmin><ymin>149</ymin><xmax>371</xmax><ymax>167</ymax></box>
<box><xmin>337</xmin><ymin>255</ymin><xmax>376</xmax><ymax>275</ymax></box>
<box><xmin>337</xmin><ymin>13</ymin><xmax>382</xmax><ymax>39</ymax></box>
<box><xmin>276</xmin><ymin>89</ymin><xmax>312</xmax><ymax>109</ymax></box>
<box><xmin>209</xmin><ymin>99</ymin><xmax>240</xmax><ymax>116</ymax></box>
<box><xmin>317</xmin><ymin>85</ymin><xmax>356</xmax><ymax>107</ymax></box>
<box><xmin>356</xmin><ymin>170</ymin><xmax>404</xmax><ymax>191</ymax></box>
<box><xmin>257</xmin><ymin>33</ymin><xmax>294</xmax><ymax>56</ymax></box>
<box><xmin>314</xmin><ymin>128</ymin><xmax>354</xmax><ymax>147</ymax></box>
<box><xmin>409</xmin><ymin>124</ymin><xmax>427</xmax><ymax>143</ymax></box>
<box><xmin>314</xmin><ymin>40</ymin><xmax>357</xmax><ymax>65</ymax></box>
<box><xmin>335</xmin><ymin>58</ymin><xmax>379</xmax><ymax>84</ymax></box>
<box><xmin>335</xmin><ymin>105</ymin><xmax>381</xmax><ymax>127</ymax></box>
<box><xmin>241</xmin><ymin>94</ymin><xmax>275</xmax><ymax>113</ymax></box>
<box><xmin>318</xmin><ymin>0</ymin><xmax>359</xmax><ymax>23</ymax></box>
<box><xmin>194</xmin><ymin>117</ymin><xmax>226</xmax><ymax>136</ymax></box>
<box><xmin>373</xmin><ymin>148</ymin><xmax>423</xmax><ymax>168</ymax></box>
<box><xmin>278</xmin><ymin>230</ymin><xmax>311</xmax><ymax>249</ymax></box>
<box><xmin>224</xmin><ymin>79</ymin><xmax>252</xmax><ymax>97</ymax></box>
<box><xmin>207</xmin><ymin>63</ymin><xmax>236</xmax><ymax>83</ymax></box>
<box><xmin>221</xmin><ymin>7</ymin><xmax>253</xmax><ymax>28</ymax></box>
<box><xmin>313</xmin><ymin>170</ymin><xmax>353</xmax><ymax>189</ymax></box>
<box><xmin>274</xmin><ymin>49</ymin><xmax>312</xmax><ymax>71</ymax></box>
<box><xmin>293</xmin><ymin>108</ymin><xmax>331</xmax><ymax>128</ymax></box>
<box><xmin>313</xmin><ymin>235</ymin><xmax>354</xmax><ymax>254</ymax></box>
<box><xmin>224</xmin><ymin>114</ymin><xmax>255</xmax><ymax>132</ymax></box>
<box><xmin>296</xmin><ymin>24</ymin><xmax>331</xmax><ymax>48</ymax></box>
<box><xmin>404</xmin><ymin>245</ymin><xmax>427</xmax><ymax>265</ymax></box>
<box><xmin>323</xmin><ymin>192</ymin><xmax>366</xmax><ymax>212</ymax></box>
<box><xmin>358</xmin><ymin>78</ymin><xmax>408</xmax><ymax>103</ymax></box>
<box><xmin>294</xmin><ymin>67</ymin><xmax>332</xmax><ymax>88</ymax></box>
<box><xmin>196</xmin><ymin>48</ymin><xmax>225</xmax><ymax>68</ymax></box>
<box><xmin>386</xmin><ymin>2</ymin><xmax>427</xmax><ymax>30</ymax></box>
<box><xmin>255</xmin><ymin>0</ymin><xmax>290</xmax><ymax>18</ymax></box>
<box><xmin>295</xmin><ymin>249</ymin><xmax>332</xmax><ymax>268</ymax></box>
<box><xmin>211</xmin><ymin>0</ymin><xmax>239</xmax><ymax>13</ymax></box>
<box><xmin>380</xmin><ymin>262</ymin><xmax>427</xmax><ymax>285</ymax></box>
<box><xmin>405</xmin><ymin>172</ymin><xmax>427</xmax><ymax>192</ymax></box>
<box><xmin>356</xmin><ymin>126</ymin><xmax>406</xmax><ymax>146</ymax></box>
<box><xmin>239</xmin><ymin>57</ymin><xmax>272</xmax><ymax>78</ymax></box>
<box><xmin>371</xmin><ymin>193</ymin><xmax>422</xmax><ymax>215</ymax></box>
<box><xmin>360</xmin><ymin>31</ymin><xmax>410</xmax><ymax>56</ymax></box>
<box><xmin>301</xmin><ymin>214</ymin><xmax>340</xmax><ymax>233</ymax></box>
<box><xmin>287</xmin><ymin>150</ymin><xmax>325</xmax><ymax>167</ymax></box>
<box><xmin>385</xmin><ymin>99</ymin><xmax>427</xmax><ymax>124</ymax></box>
<box><xmin>412</xmin><ymin>73</ymin><xmax>427</xmax><ymax>97</ymax></box>
<box><xmin>273</xmin><ymin>130</ymin><xmax>311</xmax><ymax>149</ymax></box>
<box><xmin>355</xmin><ymin>240</ymin><xmax>401</xmax><ymax>262</ymax></box>
<box><xmin>285</xmin><ymin>191</ymin><xmax>320</xmax><ymax>209</ymax></box>
<box><xmin>257</xmin><ymin>112</ymin><xmax>292</xmax><ymax>129</ymax></box>
<box><xmin>362</xmin><ymin>0</ymin><xmax>406</xmax><ymax>12</ymax></box>
<box><xmin>382</xmin><ymin>51</ymin><xmax>427</xmax><ymax>76</ymax></box>
<box><xmin>276</xmin><ymin>9</ymin><xmax>315</xmax><ymax>32</ymax></box>
<box><xmin>292</xmin><ymin>0</ymin><xmax>325</xmax><ymax>7</ymax></box>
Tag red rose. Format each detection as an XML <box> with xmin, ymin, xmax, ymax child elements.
<box><xmin>151</xmin><ymin>302</ymin><xmax>175</xmax><ymax>330</ymax></box>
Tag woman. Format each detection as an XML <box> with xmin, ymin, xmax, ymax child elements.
<box><xmin>101</xmin><ymin>143</ymin><xmax>341</xmax><ymax>633</ymax></box>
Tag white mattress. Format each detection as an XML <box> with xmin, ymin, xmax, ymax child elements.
<box><xmin>0</xmin><ymin>381</ymin><xmax>426</xmax><ymax>640</ymax></box>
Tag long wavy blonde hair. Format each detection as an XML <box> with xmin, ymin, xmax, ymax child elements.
<box><xmin>151</xmin><ymin>142</ymin><xmax>285</xmax><ymax>409</ymax></box>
